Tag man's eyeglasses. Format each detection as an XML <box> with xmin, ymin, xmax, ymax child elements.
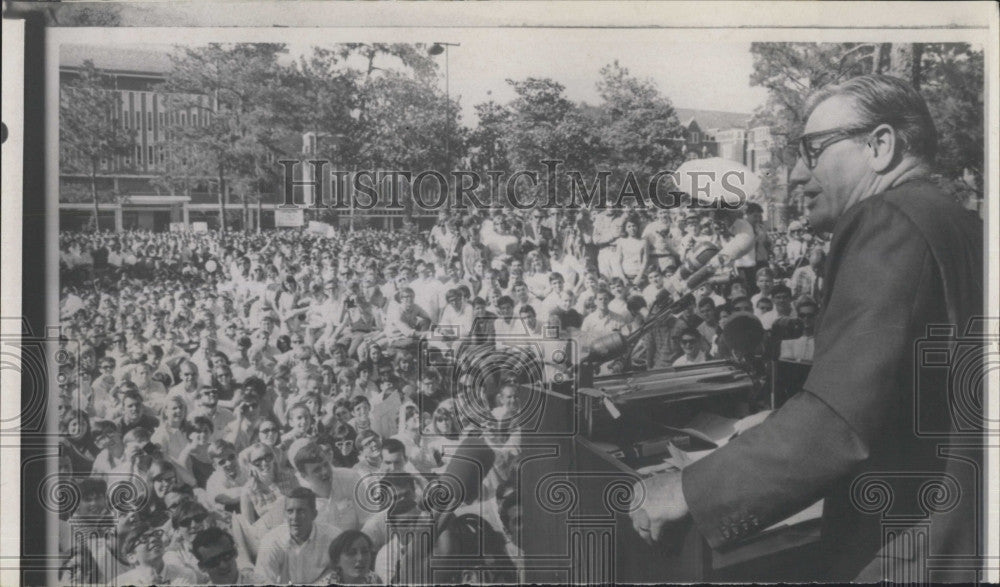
<box><xmin>250</xmin><ymin>453</ymin><xmax>274</xmax><ymax>467</ymax></box>
<box><xmin>198</xmin><ymin>549</ymin><xmax>237</xmax><ymax>570</ymax></box>
<box><xmin>259</xmin><ymin>427</ymin><xmax>278</xmax><ymax>435</ymax></box>
<box><xmin>796</xmin><ymin>125</ymin><xmax>874</xmax><ymax>169</ymax></box>
<box><xmin>214</xmin><ymin>454</ymin><xmax>237</xmax><ymax>466</ymax></box>
<box><xmin>179</xmin><ymin>513</ymin><xmax>208</xmax><ymax>528</ymax></box>
<box><xmin>133</xmin><ymin>529</ymin><xmax>165</xmax><ymax>548</ymax></box>
<box><xmin>680</xmin><ymin>338</ymin><xmax>699</xmax><ymax>346</ymax></box>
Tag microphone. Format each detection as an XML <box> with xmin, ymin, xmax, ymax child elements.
<box><xmin>582</xmin><ymin>227</ymin><xmax>755</xmax><ymax>365</ymax></box>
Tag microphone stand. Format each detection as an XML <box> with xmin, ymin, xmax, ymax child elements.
<box><xmin>583</xmin><ymin>261</ymin><xmax>721</xmax><ymax>368</ymax></box>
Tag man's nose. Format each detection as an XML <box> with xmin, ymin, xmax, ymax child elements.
<box><xmin>788</xmin><ymin>157</ymin><xmax>813</xmax><ymax>191</ymax></box>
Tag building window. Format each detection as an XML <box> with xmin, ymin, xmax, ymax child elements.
<box><xmin>147</xmin><ymin>112</ymin><xmax>153</xmax><ymax>127</ymax></box>
<box><xmin>159</xmin><ymin>112</ymin><xmax>165</xmax><ymax>126</ymax></box>
<box><xmin>124</xmin><ymin>113</ymin><xmax>130</xmax><ymax>129</ymax></box>
<box><xmin>691</xmin><ymin>132</ymin><xmax>700</xmax><ymax>143</ymax></box>
<box><xmin>181</xmin><ymin>112</ymin><xmax>187</xmax><ymax>125</ymax></box>
<box><xmin>148</xmin><ymin>146</ymin><xmax>154</xmax><ymax>165</ymax></box>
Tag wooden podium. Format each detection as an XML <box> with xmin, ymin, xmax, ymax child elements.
<box><xmin>518</xmin><ymin>361</ymin><xmax>822</xmax><ymax>582</ymax></box>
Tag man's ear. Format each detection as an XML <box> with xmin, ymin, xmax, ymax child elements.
<box><xmin>866</xmin><ymin>124</ymin><xmax>897</xmax><ymax>172</ymax></box>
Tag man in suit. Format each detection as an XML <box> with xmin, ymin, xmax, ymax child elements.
<box><xmin>630</xmin><ymin>74</ymin><xmax>984</xmax><ymax>581</ymax></box>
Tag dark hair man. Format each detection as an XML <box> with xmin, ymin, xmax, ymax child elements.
<box><xmin>115</xmin><ymin>520</ymin><xmax>200</xmax><ymax>585</ymax></box>
<box><xmin>254</xmin><ymin>487</ymin><xmax>342</xmax><ymax>584</ymax></box>
<box><xmin>192</xmin><ymin>527</ymin><xmax>255</xmax><ymax>584</ymax></box>
<box><xmin>630</xmin><ymin>74</ymin><xmax>983</xmax><ymax>582</ymax></box>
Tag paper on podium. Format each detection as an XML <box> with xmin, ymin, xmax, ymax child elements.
<box><xmin>763</xmin><ymin>499</ymin><xmax>824</xmax><ymax>533</ymax></box>
<box><xmin>659</xmin><ymin>410</ymin><xmax>775</xmax><ymax>471</ymax></box>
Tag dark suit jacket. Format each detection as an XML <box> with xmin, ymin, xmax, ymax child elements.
<box><xmin>682</xmin><ymin>180</ymin><xmax>984</xmax><ymax>581</ymax></box>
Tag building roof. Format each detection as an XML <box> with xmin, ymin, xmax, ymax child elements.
<box><xmin>60</xmin><ymin>44</ymin><xmax>175</xmax><ymax>76</ymax></box>
<box><xmin>675</xmin><ymin>108</ymin><xmax>752</xmax><ymax>134</ymax></box>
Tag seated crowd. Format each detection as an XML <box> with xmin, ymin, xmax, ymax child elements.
<box><xmin>55</xmin><ymin>203</ymin><xmax>827</xmax><ymax>584</ymax></box>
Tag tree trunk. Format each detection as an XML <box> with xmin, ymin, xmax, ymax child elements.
<box><xmin>889</xmin><ymin>43</ymin><xmax>923</xmax><ymax>88</ymax></box>
<box><xmin>876</xmin><ymin>43</ymin><xmax>892</xmax><ymax>74</ymax></box>
<box><xmin>218</xmin><ymin>165</ymin><xmax>227</xmax><ymax>232</ymax></box>
<box><xmin>910</xmin><ymin>43</ymin><xmax>924</xmax><ymax>90</ymax></box>
<box><xmin>256</xmin><ymin>191</ymin><xmax>263</xmax><ymax>234</ymax></box>
<box><xmin>91</xmin><ymin>166</ymin><xmax>100</xmax><ymax>232</ymax></box>
<box><xmin>242</xmin><ymin>188</ymin><xmax>249</xmax><ymax>233</ymax></box>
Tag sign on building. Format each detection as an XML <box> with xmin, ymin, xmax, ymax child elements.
<box><xmin>275</xmin><ymin>207</ymin><xmax>305</xmax><ymax>228</ymax></box>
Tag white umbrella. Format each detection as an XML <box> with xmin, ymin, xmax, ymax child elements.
<box><xmin>674</xmin><ymin>157</ymin><xmax>762</xmax><ymax>208</ymax></box>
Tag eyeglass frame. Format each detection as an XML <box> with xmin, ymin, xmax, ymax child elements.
<box><xmin>197</xmin><ymin>548</ymin><xmax>237</xmax><ymax>570</ymax></box>
<box><xmin>131</xmin><ymin>528</ymin><xmax>166</xmax><ymax>550</ymax></box>
<box><xmin>795</xmin><ymin>124</ymin><xmax>876</xmax><ymax>169</ymax></box>
<box><xmin>179</xmin><ymin>513</ymin><xmax>209</xmax><ymax>528</ymax></box>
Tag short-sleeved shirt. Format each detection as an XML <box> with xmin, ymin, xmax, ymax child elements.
<box><xmin>254</xmin><ymin>522</ymin><xmax>342</xmax><ymax>585</ymax></box>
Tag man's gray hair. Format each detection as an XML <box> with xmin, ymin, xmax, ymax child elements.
<box><xmin>804</xmin><ymin>74</ymin><xmax>937</xmax><ymax>163</ymax></box>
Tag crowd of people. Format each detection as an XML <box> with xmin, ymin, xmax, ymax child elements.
<box><xmin>55</xmin><ymin>201</ymin><xmax>829</xmax><ymax>585</ymax></box>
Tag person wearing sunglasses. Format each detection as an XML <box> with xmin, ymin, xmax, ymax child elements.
<box><xmin>163</xmin><ymin>500</ymin><xmax>214</xmax><ymax>583</ymax></box>
<box><xmin>205</xmin><ymin>439</ymin><xmax>247</xmax><ymax>516</ymax></box>
<box><xmin>671</xmin><ymin>327</ymin><xmax>707</xmax><ymax>367</ymax></box>
<box><xmin>230</xmin><ymin>442</ymin><xmax>296</xmax><ymax>568</ymax></box>
<box><xmin>192</xmin><ymin>527</ymin><xmax>255</xmax><ymax>585</ymax></box>
<box><xmin>630</xmin><ymin>75</ymin><xmax>984</xmax><ymax>582</ymax></box>
<box><xmin>115</xmin><ymin>520</ymin><xmax>200</xmax><ymax>586</ymax></box>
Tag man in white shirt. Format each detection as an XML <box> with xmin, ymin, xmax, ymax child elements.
<box><xmin>435</xmin><ymin>288</ymin><xmax>475</xmax><ymax>352</ymax></box>
<box><xmin>673</xmin><ymin>327</ymin><xmax>708</xmax><ymax>366</ymax></box>
<box><xmin>491</xmin><ymin>294</ymin><xmax>517</xmax><ymax>335</ymax></box>
<box><xmin>750</xmin><ymin>267</ymin><xmax>775</xmax><ymax>307</ymax></box>
<box><xmin>785</xmin><ymin>220</ymin><xmax>809</xmax><ymax>264</ymax></box>
<box><xmin>592</xmin><ymin>209</ymin><xmax>627</xmax><ymax>280</ymax></box>
<box><xmin>581</xmin><ymin>287</ymin><xmax>629</xmax><ymax>342</ymax></box>
<box><xmin>204</xmin><ymin>440</ymin><xmax>248</xmax><ymax>515</ymax></box>
<box><xmin>410</xmin><ymin>262</ymin><xmax>442</xmax><ymax>323</ymax></box>
<box><xmin>292</xmin><ymin>442</ymin><xmax>368</xmax><ymax>532</ymax></box>
<box><xmin>643</xmin><ymin>208</ymin><xmax>679</xmax><ymax>272</ymax></box>
<box><xmin>760</xmin><ymin>284</ymin><xmax>797</xmax><ymax>331</ymax></box>
<box><xmin>779</xmin><ymin>297</ymin><xmax>818</xmax><ymax>362</ymax></box>
<box><xmin>254</xmin><ymin>487</ymin><xmax>343</xmax><ymax>585</ymax></box>
<box><xmin>190</xmin><ymin>386</ymin><xmax>236</xmax><ymax>442</ymax></box>
<box><xmin>536</xmin><ymin>272</ymin><xmax>567</xmax><ymax>325</ymax></box>
<box><xmin>383</xmin><ymin>287</ymin><xmax>431</xmax><ymax>348</ymax></box>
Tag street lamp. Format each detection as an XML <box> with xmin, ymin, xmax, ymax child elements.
<box><xmin>428</xmin><ymin>42</ymin><xmax>460</xmax><ymax>173</ymax></box>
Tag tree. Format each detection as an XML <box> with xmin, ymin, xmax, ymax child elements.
<box><xmin>595</xmin><ymin>61</ymin><xmax>685</xmax><ymax>183</ymax></box>
<box><xmin>158</xmin><ymin>44</ymin><xmax>292</xmax><ymax>232</ymax></box>
<box><xmin>749</xmin><ymin>42</ymin><xmax>984</xmax><ymax>210</ymax></box>
<box><xmin>467</xmin><ymin>98</ymin><xmax>512</xmax><ymax>173</ymax></box>
<box><xmin>918</xmin><ymin>44</ymin><xmax>984</xmax><ymax>185</ymax></box>
<box><xmin>60</xmin><ymin>60</ymin><xmax>137</xmax><ymax>231</ymax></box>
<box><xmin>749</xmin><ymin>43</ymin><xmax>878</xmax><ymax>177</ymax></box>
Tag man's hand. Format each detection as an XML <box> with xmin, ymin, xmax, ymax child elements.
<box><xmin>630</xmin><ymin>471</ymin><xmax>690</xmax><ymax>545</ymax></box>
